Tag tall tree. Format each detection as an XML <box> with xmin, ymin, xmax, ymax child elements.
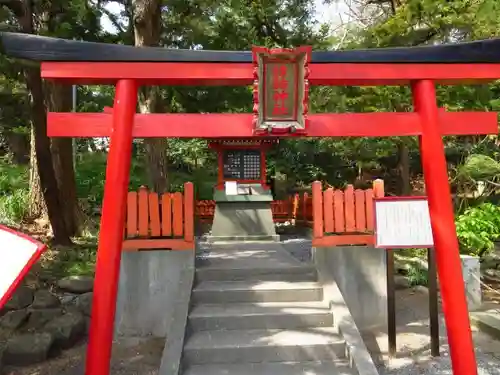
<box><xmin>0</xmin><ymin>0</ymin><xmax>72</xmax><ymax>244</ymax></box>
<box><xmin>47</xmin><ymin>83</ymin><xmax>83</xmax><ymax>236</ymax></box>
<box><xmin>133</xmin><ymin>0</ymin><xmax>169</xmax><ymax>193</ymax></box>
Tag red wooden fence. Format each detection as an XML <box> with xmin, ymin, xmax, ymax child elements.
<box><xmin>123</xmin><ymin>182</ymin><xmax>194</xmax><ymax>251</ymax></box>
<box><xmin>124</xmin><ymin>179</ymin><xmax>383</xmax><ymax>249</ymax></box>
<box><xmin>195</xmin><ymin>194</ymin><xmax>313</xmax><ymax>224</ymax></box>
<box><xmin>312</xmin><ymin>179</ymin><xmax>385</xmax><ymax>247</ymax></box>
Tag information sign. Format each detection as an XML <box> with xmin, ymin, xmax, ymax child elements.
<box><xmin>374</xmin><ymin>197</ymin><xmax>434</xmax><ymax>248</ymax></box>
<box><xmin>0</xmin><ymin>225</ymin><xmax>47</xmax><ymax>308</ymax></box>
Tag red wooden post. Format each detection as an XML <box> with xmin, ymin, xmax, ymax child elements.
<box><xmin>312</xmin><ymin>181</ymin><xmax>323</xmax><ymax>239</ymax></box>
<box><xmin>292</xmin><ymin>193</ymin><xmax>299</xmax><ymax>221</ymax></box>
<box><xmin>323</xmin><ymin>188</ymin><xmax>334</xmax><ymax>233</ymax></box>
<box><xmin>412</xmin><ymin>80</ymin><xmax>477</xmax><ymax>375</ymax></box>
<box><xmin>85</xmin><ymin>79</ymin><xmax>138</xmax><ymax>375</ymax></box>
<box><xmin>302</xmin><ymin>193</ymin><xmax>309</xmax><ymax>223</ymax></box>
<box><xmin>184</xmin><ymin>182</ymin><xmax>194</xmax><ymax>244</ymax></box>
<box><xmin>373</xmin><ymin>179</ymin><xmax>384</xmax><ymax>198</ymax></box>
<box><xmin>216</xmin><ymin>148</ymin><xmax>224</xmax><ymax>190</ymax></box>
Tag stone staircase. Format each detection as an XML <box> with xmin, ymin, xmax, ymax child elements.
<box><xmin>180</xmin><ymin>244</ymin><xmax>357</xmax><ymax>375</ymax></box>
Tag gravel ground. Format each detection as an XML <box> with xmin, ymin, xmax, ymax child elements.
<box><xmin>280</xmin><ymin>234</ymin><xmax>500</xmax><ymax>375</ymax></box>
<box><xmin>367</xmin><ymin>289</ymin><xmax>500</xmax><ymax>375</ymax></box>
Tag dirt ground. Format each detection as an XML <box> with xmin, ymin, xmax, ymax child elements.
<box><xmin>1</xmin><ymin>337</ymin><xmax>164</xmax><ymax>375</ymax></box>
<box><xmin>482</xmin><ymin>279</ymin><xmax>500</xmax><ymax>306</ymax></box>
<box><xmin>364</xmin><ymin>287</ymin><xmax>500</xmax><ymax>375</ymax></box>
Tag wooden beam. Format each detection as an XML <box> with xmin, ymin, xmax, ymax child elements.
<box><xmin>47</xmin><ymin>111</ymin><xmax>498</xmax><ymax>138</ymax></box>
<box><xmin>41</xmin><ymin>61</ymin><xmax>500</xmax><ymax>86</ymax></box>
<box><xmin>312</xmin><ymin>234</ymin><xmax>375</xmax><ymax>247</ymax></box>
<box><xmin>122</xmin><ymin>239</ymin><xmax>195</xmax><ymax>251</ymax></box>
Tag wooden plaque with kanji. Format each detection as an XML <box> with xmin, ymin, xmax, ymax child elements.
<box><xmin>252</xmin><ymin>46</ymin><xmax>311</xmax><ymax>135</ymax></box>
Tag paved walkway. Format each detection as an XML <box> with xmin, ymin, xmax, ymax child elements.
<box><xmin>197</xmin><ymin>241</ymin><xmax>305</xmax><ymax>269</ymax></box>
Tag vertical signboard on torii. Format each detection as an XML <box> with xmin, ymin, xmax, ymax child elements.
<box><xmin>252</xmin><ymin>46</ymin><xmax>311</xmax><ymax>135</ymax></box>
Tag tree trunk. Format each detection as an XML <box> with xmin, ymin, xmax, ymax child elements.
<box><xmin>397</xmin><ymin>141</ymin><xmax>411</xmax><ymax>195</ymax></box>
<box><xmin>6</xmin><ymin>131</ymin><xmax>29</xmax><ymax>164</ymax></box>
<box><xmin>47</xmin><ymin>82</ymin><xmax>84</xmax><ymax>236</ymax></box>
<box><xmin>17</xmin><ymin>0</ymin><xmax>72</xmax><ymax>244</ymax></box>
<box><xmin>28</xmin><ymin>125</ymin><xmax>46</xmax><ymax>219</ymax></box>
<box><xmin>133</xmin><ymin>0</ymin><xmax>169</xmax><ymax>193</ymax></box>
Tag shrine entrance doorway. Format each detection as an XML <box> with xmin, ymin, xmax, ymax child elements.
<box><xmin>3</xmin><ymin>31</ymin><xmax>500</xmax><ymax>375</ymax></box>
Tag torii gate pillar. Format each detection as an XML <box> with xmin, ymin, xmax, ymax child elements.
<box><xmin>85</xmin><ymin>80</ymin><xmax>138</xmax><ymax>375</ymax></box>
<box><xmin>413</xmin><ymin>80</ymin><xmax>477</xmax><ymax>375</ymax></box>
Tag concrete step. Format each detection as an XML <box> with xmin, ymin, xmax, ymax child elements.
<box><xmin>183</xmin><ymin>328</ymin><xmax>346</xmax><ymax>365</ymax></box>
<box><xmin>183</xmin><ymin>360</ymin><xmax>355</xmax><ymax>375</ymax></box>
<box><xmin>189</xmin><ymin>301</ymin><xmax>333</xmax><ymax>331</ymax></box>
<box><xmin>192</xmin><ymin>281</ymin><xmax>323</xmax><ymax>304</ymax></box>
<box><xmin>195</xmin><ymin>265</ymin><xmax>317</xmax><ymax>282</ymax></box>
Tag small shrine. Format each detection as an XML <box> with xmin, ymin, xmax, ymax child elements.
<box><xmin>207</xmin><ymin>138</ymin><xmax>278</xmax><ymax>241</ymax></box>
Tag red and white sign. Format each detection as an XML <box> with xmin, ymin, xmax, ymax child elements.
<box><xmin>0</xmin><ymin>225</ymin><xmax>47</xmax><ymax>309</ymax></box>
<box><xmin>374</xmin><ymin>196</ymin><xmax>434</xmax><ymax>249</ymax></box>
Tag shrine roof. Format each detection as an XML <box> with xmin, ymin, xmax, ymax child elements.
<box><xmin>2</xmin><ymin>32</ymin><xmax>500</xmax><ymax>64</ymax></box>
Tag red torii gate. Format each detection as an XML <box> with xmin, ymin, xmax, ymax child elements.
<box><xmin>2</xmin><ymin>32</ymin><xmax>499</xmax><ymax>375</ymax></box>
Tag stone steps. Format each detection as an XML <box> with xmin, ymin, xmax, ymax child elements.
<box><xmin>183</xmin><ymin>360</ymin><xmax>355</xmax><ymax>375</ymax></box>
<box><xmin>188</xmin><ymin>301</ymin><xmax>333</xmax><ymax>331</ymax></box>
<box><xmin>192</xmin><ymin>280</ymin><xmax>323</xmax><ymax>304</ymax></box>
<box><xmin>195</xmin><ymin>265</ymin><xmax>317</xmax><ymax>282</ymax></box>
<box><xmin>183</xmin><ymin>327</ymin><xmax>346</xmax><ymax>365</ymax></box>
<box><xmin>181</xmin><ymin>244</ymin><xmax>354</xmax><ymax>375</ymax></box>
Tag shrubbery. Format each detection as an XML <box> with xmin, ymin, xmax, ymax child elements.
<box><xmin>0</xmin><ymin>157</ymin><xmax>29</xmax><ymax>224</ymax></box>
<box><xmin>455</xmin><ymin>202</ymin><xmax>500</xmax><ymax>257</ymax></box>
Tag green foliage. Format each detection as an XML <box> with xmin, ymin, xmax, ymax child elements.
<box><xmin>406</xmin><ymin>265</ymin><xmax>428</xmax><ymax>287</ymax></box>
<box><xmin>456</xmin><ymin>203</ymin><xmax>500</xmax><ymax>256</ymax></box>
<box><xmin>0</xmin><ymin>156</ymin><xmax>27</xmax><ymax>192</ymax></box>
<box><xmin>76</xmin><ymin>152</ymin><xmax>150</xmax><ymax>206</ymax></box>
<box><xmin>457</xmin><ymin>154</ymin><xmax>500</xmax><ymax>181</ymax></box>
<box><xmin>0</xmin><ymin>157</ymin><xmax>28</xmax><ymax>224</ymax></box>
<box><xmin>0</xmin><ymin>189</ymin><xmax>29</xmax><ymax>224</ymax></box>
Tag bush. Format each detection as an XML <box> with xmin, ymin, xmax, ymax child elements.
<box><xmin>0</xmin><ymin>188</ymin><xmax>29</xmax><ymax>224</ymax></box>
<box><xmin>406</xmin><ymin>264</ymin><xmax>428</xmax><ymax>287</ymax></box>
<box><xmin>76</xmin><ymin>152</ymin><xmax>147</xmax><ymax>208</ymax></box>
<box><xmin>0</xmin><ymin>157</ymin><xmax>29</xmax><ymax>224</ymax></box>
<box><xmin>0</xmin><ymin>157</ymin><xmax>28</xmax><ymax>193</ymax></box>
<box><xmin>455</xmin><ymin>203</ymin><xmax>500</xmax><ymax>257</ymax></box>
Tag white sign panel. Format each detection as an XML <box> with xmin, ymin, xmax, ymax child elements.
<box><xmin>225</xmin><ymin>181</ymin><xmax>238</xmax><ymax>195</ymax></box>
<box><xmin>375</xmin><ymin>198</ymin><xmax>434</xmax><ymax>248</ymax></box>
<box><xmin>0</xmin><ymin>225</ymin><xmax>46</xmax><ymax>308</ymax></box>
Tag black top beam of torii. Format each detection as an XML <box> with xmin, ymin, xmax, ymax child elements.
<box><xmin>1</xmin><ymin>32</ymin><xmax>500</xmax><ymax>63</ymax></box>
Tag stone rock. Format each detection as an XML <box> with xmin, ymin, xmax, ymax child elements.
<box><xmin>4</xmin><ymin>286</ymin><xmax>33</xmax><ymax>311</ymax></box>
<box><xmin>57</xmin><ymin>276</ymin><xmax>94</xmax><ymax>294</ymax></box>
<box><xmin>394</xmin><ymin>259</ymin><xmax>411</xmax><ymax>275</ymax></box>
<box><xmin>394</xmin><ymin>275</ymin><xmax>410</xmax><ymax>290</ymax></box>
<box><xmin>44</xmin><ymin>312</ymin><xmax>86</xmax><ymax>350</ymax></box>
<box><xmin>0</xmin><ymin>309</ymin><xmax>29</xmax><ymax>330</ymax></box>
<box><xmin>481</xmin><ymin>253</ymin><xmax>500</xmax><ymax>270</ymax></box>
<box><xmin>32</xmin><ymin>290</ymin><xmax>61</xmax><ymax>309</ymax></box>
<box><xmin>26</xmin><ymin>308</ymin><xmax>63</xmax><ymax>330</ymax></box>
<box><xmin>483</xmin><ymin>268</ymin><xmax>500</xmax><ymax>280</ymax></box>
<box><xmin>461</xmin><ymin>255</ymin><xmax>481</xmax><ymax>311</ymax></box>
<box><xmin>60</xmin><ymin>293</ymin><xmax>78</xmax><ymax>305</ymax></box>
<box><xmin>2</xmin><ymin>333</ymin><xmax>54</xmax><ymax>366</ymax></box>
<box><xmin>75</xmin><ymin>292</ymin><xmax>93</xmax><ymax>316</ymax></box>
